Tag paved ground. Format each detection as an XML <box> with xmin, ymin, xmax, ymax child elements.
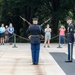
<box><xmin>0</xmin><ymin>43</ymin><xmax>75</xmax><ymax>75</ymax></box>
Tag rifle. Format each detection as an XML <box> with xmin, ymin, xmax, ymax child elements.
<box><xmin>20</xmin><ymin>16</ymin><xmax>51</xmax><ymax>27</ymax></box>
<box><xmin>40</xmin><ymin>18</ymin><xmax>51</xmax><ymax>26</ymax></box>
<box><xmin>20</xmin><ymin>16</ymin><xmax>32</xmax><ymax>25</ymax></box>
<box><xmin>20</xmin><ymin>16</ymin><xmax>51</xmax><ymax>39</ymax></box>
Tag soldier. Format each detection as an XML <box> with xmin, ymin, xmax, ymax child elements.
<box><xmin>26</xmin><ymin>18</ymin><xmax>44</xmax><ymax>65</ymax></box>
<box><xmin>65</xmin><ymin>18</ymin><xmax>74</xmax><ymax>62</ymax></box>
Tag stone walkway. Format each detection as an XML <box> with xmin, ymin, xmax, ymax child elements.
<box><xmin>0</xmin><ymin>43</ymin><xmax>75</xmax><ymax>75</ymax></box>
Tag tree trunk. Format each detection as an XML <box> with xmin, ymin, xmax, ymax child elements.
<box><xmin>22</xmin><ymin>6</ymin><xmax>34</xmax><ymax>37</ymax></box>
<box><xmin>51</xmin><ymin>15</ymin><xmax>59</xmax><ymax>35</ymax></box>
<box><xmin>23</xmin><ymin>6</ymin><xmax>36</xmax><ymax>37</ymax></box>
<box><xmin>51</xmin><ymin>0</ymin><xmax>60</xmax><ymax>35</ymax></box>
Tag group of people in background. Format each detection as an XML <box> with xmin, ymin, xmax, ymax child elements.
<box><xmin>0</xmin><ymin>23</ymin><xmax>14</xmax><ymax>45</ymax></box>
<box><xmin>44</xmin><ymin>24</ymin><xmax>66</xmax><ymax>48</ymax></box>
<box><xmin>0</xmin><ymin>22</ymin><xmax>74</xmax><ymax>47</ymax></box>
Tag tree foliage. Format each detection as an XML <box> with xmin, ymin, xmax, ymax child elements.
<box><xmin>0</xmin><ymin>0</ymin><xmax>75</xmax><ymax>37</ymax></box>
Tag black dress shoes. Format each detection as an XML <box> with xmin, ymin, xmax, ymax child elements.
<box><xmin>33</xmin><ymin>63</ymin><xmax>38</xmax><ymax>65</ymax></box>
<box><xmin>65</xmin><ymin>60</ymin><xmax>72</xmax><ymax>63</ymax></box>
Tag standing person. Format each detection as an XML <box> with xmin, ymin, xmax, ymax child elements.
<box><xmin>44</xmin><ymin>24</ymin><xmax>51</xmax><ymax>48</ymax></box>
<box><xmin>0</xmin><ymin>23</ymin><xmax>5</xmax><ymax>45</ymax></box>
<box><xmin>8</xmin><ymin>23</ymin><xmax>14</xmax><ymax>45</ymax></box>
<box><xmin>5</xmin><ymin>25</ymin><xmax>9</xmax><ymax>42</ymax></box>
<box><xmin>26</xmin><ymin>18</ymin><xmax>44</xmax><ymax>65</ymax></box>
<box><xmin>59</xmin><ymin>25</ymin><xmax>66</xmax><ymax>46</ymax></box>
<box><xmin>65</xmin><ymin>18</ymin><xmax>74</xmax><ymax>62</ymax></box>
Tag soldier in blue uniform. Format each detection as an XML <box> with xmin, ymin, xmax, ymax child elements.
<box><xmin>65</xmin><ymin>18</ymin><xmax>74</xmax><ymax>62</ymax></box>
<box><xmin>26</xmin><ymin>18</ymin><xmax>44</xmax><ymax>65</ymax></box>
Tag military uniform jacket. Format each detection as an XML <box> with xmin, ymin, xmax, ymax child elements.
<box><xmin>26</xmin><ymin>24</ymin><xmax>45</xmax><ymax>44</ymax></box>
<box><xmin>68</xmin><ymin>23</ymin><xmax>74</xmax><ymax>43</ymax></box>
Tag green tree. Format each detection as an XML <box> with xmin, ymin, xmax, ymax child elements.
<box><xmin>0</xmin><ymin>0</ymin><xmax>75</xmax><ymax>38</ymax></box>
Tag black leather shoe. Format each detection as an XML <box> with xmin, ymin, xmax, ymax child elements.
<box><xmin>65</xmin><ymin>61</ymin><xmax>72</xmax><ymax>62</ymax></box>
<box><xmin>34</xmin><ymin>63</ymin><xmax>38</xmax><ymax>65</ymax></box>
<box><xmin>33</xmin><ymin>63</ymin><xmax>38</xmax><ymax>65</ymax></box>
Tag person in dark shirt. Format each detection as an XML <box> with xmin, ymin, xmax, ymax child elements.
<box><xmin>65</xmin><ymin>18</ymin><xmax>74</xmax><ymax>62</ymax></box>
<box><xmin>26</xmin><ymin>18</ymin><xmax>44</xmax><ymax>65</ymax></box>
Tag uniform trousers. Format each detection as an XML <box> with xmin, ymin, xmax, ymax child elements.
<box><xmin>68</xmin><ymin>43</ymin><xmax>73</xmax><ymax>61</ymax></box>
<box><xmin>31</xmin><ymin>44</ymin><xmax>40</xmax><ymax>64</ymax></box>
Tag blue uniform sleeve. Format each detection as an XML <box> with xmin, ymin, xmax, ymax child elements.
<box><xmin>68</xmin><ymin>24</ymin><xmax>74</xmax><ymax>33</ymax></box>
<box><xmin>68</xmin><ymin>23</ymin><xmax>74</xmax><ymax>43</ymax></box>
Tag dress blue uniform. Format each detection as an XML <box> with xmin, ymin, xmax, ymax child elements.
<box><xmin>67</xmin><ymin>23</ymin><xmax>74</xmax><ymax>62</ymax></box>
<box><xmin>26</xmin><ymin>24</ymin><xmax>44</xmax><ymax>65</ymax></box>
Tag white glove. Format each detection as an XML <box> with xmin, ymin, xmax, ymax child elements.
<box><xmin>69</xmin><ymin>43</ymin><xmax>72</xmax><ymax>45</ymax></box>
